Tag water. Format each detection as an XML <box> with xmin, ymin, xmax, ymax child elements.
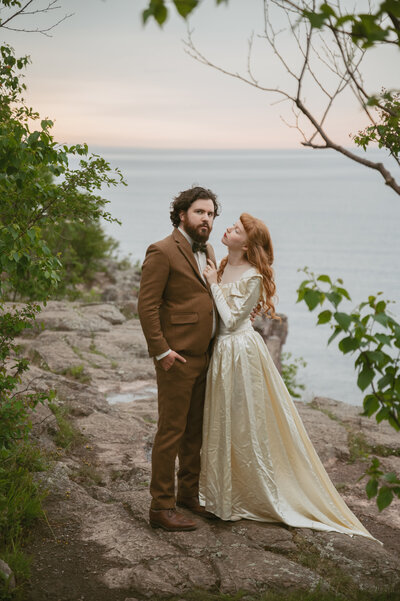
<box><xmin>91</xmin><ymin>147</ymin><xmax>400</xmax><ymax>406</ymax></box>
<box><xmin>107</xmin><ymin>387</ymin><xmax>157</xmax><ymax>405</ymax></box>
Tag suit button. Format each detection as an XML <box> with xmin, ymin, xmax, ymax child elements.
<box><xmin>209</xmin><ymin>310</ymin><xmax>213</xmax><ymax>314</ymax></box>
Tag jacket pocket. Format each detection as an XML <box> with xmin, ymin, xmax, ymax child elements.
<box><xmin>170</xmin><ymin>312</ymin><xmax>199</xmax><ymax>325</ymax></box>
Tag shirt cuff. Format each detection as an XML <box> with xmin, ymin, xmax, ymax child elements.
<box><xmin>156</xmin><ymin>349</ymin><xmax>171</xmax><ymax>361</ymax></box>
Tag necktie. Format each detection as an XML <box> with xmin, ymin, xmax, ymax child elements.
<box><xmin>192</xmin><ymin>241</ymin><xmax>207</xmax><ymax>254</ymax></box>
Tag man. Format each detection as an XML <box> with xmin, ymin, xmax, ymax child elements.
<box><xmin>138</xmin><ymin>186</ymin><xmax>220</xmax><ymax>532</ymax></box>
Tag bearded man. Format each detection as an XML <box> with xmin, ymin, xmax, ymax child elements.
<box><xmin>138</xmin><ymin>186</ymin><xmax>220</xmax><ymax>531</ymax></box>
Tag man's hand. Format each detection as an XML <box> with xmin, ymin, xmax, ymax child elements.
<box><xmin>250</xmin><ymin>308</ymin><xmax>258</xmax><ymax>323</ymax></box>
<box><xmin>159</xmin><ymin>350</ymin><xmax>186</xmax><ymax>371</ymax></box>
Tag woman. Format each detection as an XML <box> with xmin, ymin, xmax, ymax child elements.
<box><xmin>200</xmin><ymin>213</ymin><xmax>377</xmax><ymax>542</ymax></box>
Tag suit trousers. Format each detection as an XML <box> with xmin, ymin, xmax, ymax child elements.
<box><xmin>150</xmin><ymin>351</ymin><xmax>209</xmax><ymax>509</ymax></box>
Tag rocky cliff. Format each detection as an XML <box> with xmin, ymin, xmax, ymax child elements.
<box><xmin>2</xmin><ymin>291</ymin><xmax>397</xmax><ymax>601</ymax></box>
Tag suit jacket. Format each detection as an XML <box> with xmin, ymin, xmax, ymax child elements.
<box><xmin>138</xmin><ymin>228</ymin><xmax>217</xmax><ymax>358</ymax></box>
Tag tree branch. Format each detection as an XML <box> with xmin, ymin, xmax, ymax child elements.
<box><xmin>184</xmin><ymin>0</ymin><xmax>400</xmax><ymax>196</ymax></box>
<box><xmin>0</xmin><ymin>0</ymin><xmax>72</xmax><ymax>35</ymax></box>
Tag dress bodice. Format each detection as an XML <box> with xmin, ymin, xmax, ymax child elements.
<box><xmin>210</xmin><ymin>268</ymin><xmax>262</xmax><ymax>337</ymax></box>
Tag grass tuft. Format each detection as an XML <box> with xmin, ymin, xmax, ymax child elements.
<box><xmin>47</xmin><ymin>402</ymin><xmax>85</xmax><ymax>449</ymax></box>
<box><xmin>0</xmin><ymin>442</ymin><xmax>48</xmax><ymax>600</ymax></box>
<box><xmin>60</xmin><ymin>364</ymin><xmax>91</xmax><ymax>383</ymax></box>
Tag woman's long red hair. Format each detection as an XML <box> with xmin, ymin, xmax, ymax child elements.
<box><xmin>217</xmin><ymin>213</ymin><xmax>279</xmax><ymax>320</ymax></box>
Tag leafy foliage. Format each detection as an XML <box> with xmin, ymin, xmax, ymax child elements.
<box><xmin>142</xmin><ymin>0</ymin><xmax>227</xmax><ymax>26</ymax></box>
<box><xmin>0</xmin><ymin>303</ymin><xmax>51</xmax><ymax>596</ymax></box>
<box><xmin>0</xmin><ymin>42</ymin><xmax>125</xmax><ymax>594</ymax></box>
<box><xmin>0</xmin><ymin>304</ymin><xmax>54</xmax><ymax>449</ymax></box>
<box><xmin>7</xmin><ymin>219</ymin><xmax>119</xmax><ymax>301</ymax></box>
<box><xmin>281</xmin><ymin>352</ymin><xmax>307</xmax><ymax>399</ymax></box>
<box><xmin>142</xmin><ymin>0</ymin><xmax>400</xmax><ymax>51</ymax></box>
<box><xmin>302</xmin><ymin>0</ymin><xmax>400</xmax><ymax>48</ymax></box>
<box><xmin>354</xmin><ymin>90</ymin><xmax>400</xmax><ymax>159</ymax></box>
<box><xmin>297</xmin><ymin>268</ymin><xmax>400</xmax><ymax>509</ymax></box>
<box><xmin>0</xmin><ymin>442</ymin><xmax>47</xmax><ymax>599</ymax></box>
<box><xmin>0</xmin><ymin>43</ymin><xmax>125</xmax><ymax>302</ymax></box>
<box><xmin>362</xmin><ymin>457</ymin><xmax>400</xmax><ymax>511</ymax></box>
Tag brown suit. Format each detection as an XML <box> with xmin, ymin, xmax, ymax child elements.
<box><xmin>138</xmin><ymin>228</ymin><xmax>217</xmax><ymax>509</ymax></box>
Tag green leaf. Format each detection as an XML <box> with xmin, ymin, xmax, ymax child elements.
<box><xmin>304</xmin><ymin>289</ymin><xmax>322</xmax><ymax>311</ymax></box>
<box><xmin>28</xmin><ymin>130</ymin><xmax>40</xmax><ymax>144</ymax></box>
<box><xmin>173</xmin><ymin>0</ymin><xmax>199</xmax><ymax>18</ymax></box>
<box><xmin>377</xmin><ymin>485</ymin><xmax>393</xmax><ymax>510</ymax></box>
<box><xmin>317</xmin><ymin>274</ymin><xmax>332</xmax><ymax>284</ymax></box>
<box><xmin>364</xmin><ymin>350</ymin><xmax>388</xmax><ymax>365</ymax></box>
<box><xmin>338</xmin><ymin>336</ymin><xmax>360</xmax><ymax>353</ymax></box>
<box><xmin>326</xmin><ymin>291</ymin><xmax>342</xmax><ymax>308</ymax></box>
<box><xmin>336</xmin><ymin>14</ymin><xmax>355</xmax><ymax>27</ymax></box>
<box><xmin>376</xmin><ymin>407</ymin><xmax>390</xmax><ymax>423</ymax></box>
<box><xmin>317</xmin><ymin>310</ymin><xmax>332</xmax><ymax>324</ymax></box>
<box><xmin>357</xmin><ymin>366</ymin><xmax>375</xmax><ymax>391</ymax></box>
<box><xmin>334</xmin><ymin>311</ymin><xmax>352</xmax><ymax>331</ymax></box>
<box><xmin>327</xmin><ymin>327</ymin><xmax>341</xmax><ymax>345</ymax></box>
<box><xmin>303</xmin><ymin>9</ymin><xmax>327</xmax><ymax>28</ymax></box>
<box><xmin>374</xmin><ymin>313</ymin><xmax>389</xmax><ymax>327</ymax></box>
<box><xmin>388</xmin><ymin>415</ymin><xmax>400</xmax><ymax>431</ymax></box>
<box><xmin>336</xmin><ymin>286</ymin><xmax>351</xmax><ymax>301</ymax></box>
<box><xmin>320</xmin><ymin>2</ymin><xmax>336</xmax><ymax>17</ymax></box>
<box><xmin>375</xmin><ymin>300</ymin><xmax>386</xmax><ymax>313</ymax></box>
<box><xmin>366</xmin><ymin>478</ymin><xmax>378</xmax><ymax>498</ymax></box>
<box><xmin>142</xmin><ymin>0</ymin><xmax>168</xmax><ymax>25</ymax></box>
<box><xmin>377</xmin><ymin>373</ymin><xmax>394</xmax><ymax>390</ymax></box>
<box><xmin>362</xmin><ymin>395</ymin><xmax>379</xmax><ymax>417</ymax></box>
<box><xmin>375</xmin><ymin>333</ymin><xmax>392</xmax><ymax>346</ymax></box>
<box><xmin>381</xmin><ymin>0</ymin><xmax>400</xmax><ymax>17</ymax></box>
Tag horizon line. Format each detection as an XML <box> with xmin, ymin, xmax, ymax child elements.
<box><xmin>86</xmin><ymin>144</ymin><xmax>378</xmax><ymax>153</ymax></box>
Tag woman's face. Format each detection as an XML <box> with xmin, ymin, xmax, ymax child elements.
<box><xmin>222</xmin><ymin>219</ymin><xmax>248</xmax><ymax>251</ymax></box>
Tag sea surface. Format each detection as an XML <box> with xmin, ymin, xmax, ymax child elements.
<box><xmin>91</xmin><ymin>147</ymin><xmax>400</xmax><ymax>406</ymax></box>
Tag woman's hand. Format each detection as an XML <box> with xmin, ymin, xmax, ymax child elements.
<box><xmin>203</xmin><ymin>258</ymin><xmax>218</xmax><ymax>285</ymax></box>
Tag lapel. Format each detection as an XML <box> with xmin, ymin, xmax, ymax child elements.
<box><xmin>173</xmin><ymin>228</ymin><xmax>208</xmax><ymax>289</ymax></box>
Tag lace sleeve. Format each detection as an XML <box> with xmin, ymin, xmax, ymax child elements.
<box><xmin>210</xmin><ymin>276</ymin><xmax>261</xmax><ymax>332</ymax></box>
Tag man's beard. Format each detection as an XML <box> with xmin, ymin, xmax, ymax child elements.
<box><xmin>182</xmin><ymin>218</ymin><xmax>211</xmax><ymax>243</ymax></box>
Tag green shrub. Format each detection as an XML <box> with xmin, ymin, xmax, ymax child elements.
<box><xmin>297</xmin><ymin>268</ymin><xmax>400</xmax><ymax>509</ymax></box>
<box><xmin>0</xmin><ymin>443</ymin><xmax>47</xmax><ymax>599</ymax></box>
<box><xmin>42</xmin><ymin>219</ymin><xmax>119</xmax><ymax>299</ymax></box>
<box><xmin>281</xmin><ymin>352</ymin><xmax>307</xmax><ymax>399</ymax></box>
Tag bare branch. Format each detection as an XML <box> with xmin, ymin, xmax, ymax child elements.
<box><xmin>297</xmin><ymin>97</ymin><xmax>400</xmax><ymax>194</ymax></box>
<box><xmin>246</xmin><ymin>32</ymin><xmax>259</xmax><ymax>86</ymax></box>
<box><xmin>0</xmin><ymin>0</ymin><xmax>73</xmax><ymax>35</ymax></box>
<box><xmin>184</xmin><ymin>28</ymin><xmax>292</xmax><ymax>100</ymax></box>
<box><xmin>10</xmin><ymin>375</ymin><xmax>46</xmax><ymax>399</ymax></box>
<box><xmin>0</xmin><ymin>0</ymin><xmax>35</xmax><ymax>27</ymax></box>
<box><xmin>184</xmin><ymin>0</ymin><xmax>400</xmax><ymax>196</ymax></box>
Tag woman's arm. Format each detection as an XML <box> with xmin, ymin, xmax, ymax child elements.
<box><xmin>210</xmin><ymin>276</ymin><xmax>261</xmax><ymax>332</ymax></box>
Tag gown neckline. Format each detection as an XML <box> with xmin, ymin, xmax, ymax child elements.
<box><xmin>220</xmin><ymin>266</ymin><xmax>259</xmax><ymax>287</ymax></box>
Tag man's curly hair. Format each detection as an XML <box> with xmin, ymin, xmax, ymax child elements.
<box><xmin>170</xmin><ymin>186</ymin><xmax>220</xmax><ymax>227</ymax></box>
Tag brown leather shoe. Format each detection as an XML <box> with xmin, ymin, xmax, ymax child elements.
<box><xmin>176</xmin><ymin>497</ymin><xmax>218</xmax><ymax>520</ymax></box>
<box><xmin>149</xmin><ymin>508</ymin><xmax>197</xmax><ymax>531</ymax></box>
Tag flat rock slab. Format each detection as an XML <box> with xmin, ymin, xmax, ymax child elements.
<box><xmin>311</xmin><ymin>396</ymin><xmax>400</xmax><ymax>453</ymax></box>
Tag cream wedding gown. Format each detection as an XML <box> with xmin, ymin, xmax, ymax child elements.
<box><xmin>199</xmin><ymin>267</ymin><xmax>378</xmax><ymax>541</ymax></box>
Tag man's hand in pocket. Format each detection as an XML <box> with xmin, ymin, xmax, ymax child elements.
<box><xmin>159</xmin><ymin>350</ymin><xmax>186</xmax><ymax>372</ymax></box>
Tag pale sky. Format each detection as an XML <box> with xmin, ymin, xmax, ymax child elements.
<box><xmin>2</xmin><ymin>0</ymin><xmax>398</xmax><ymax>148</ymax></box>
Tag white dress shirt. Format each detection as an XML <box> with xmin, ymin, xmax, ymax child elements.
<box><xmin>156</xmin><ymin>227</ymin><xmax>216</xmax><ymax>360</ymax></box>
